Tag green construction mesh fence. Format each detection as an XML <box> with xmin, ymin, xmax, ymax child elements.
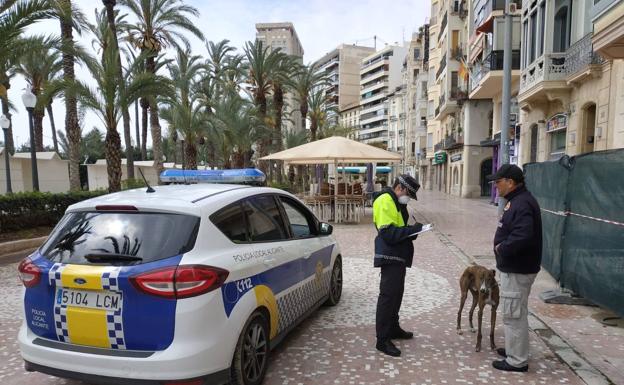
<box><xmin>524</xmin><ymin>149</ymin><xmax>624</xmax><ymax>317</ymax></box>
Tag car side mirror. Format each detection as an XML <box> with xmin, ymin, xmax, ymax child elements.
<box><xmin>319</xmin><ymin>222</ymin><xmax>333</xmax><ymax>235</ymax></box>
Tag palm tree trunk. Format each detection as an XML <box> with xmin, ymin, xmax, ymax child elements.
<box><xmin>140</xmin><ymin>97</ymin><xmax>148</xmax><ymax>160</ymax></box>
<box><xmin>134</xmin><ymin>101</ymin><xmax>140</xmax><ymax>158</ymax></box>
<box><xmin>273</xmin><ymin>85</ymin><xmax>284</xmax><ymax>183</ymax></box>
<box><xmin>105</xmin><ymin>121</ymin><xmax>122</xmax><ymax>192</ymax></box>
<box><xmin>300</xmin><ymin>102</ymin><xmax>308</xmax><ymax>135</ymax></box>
<box><xmin>184</xmin><ymin>140</ymin><xmax>197</xmax><ymax>170</ymax></box>
<box><xmin>146</xmin><ymin>55</ymin><xmax>163</xmax><ymax>177</ymax></box>
<box><xmin>255</xmin><ymin>93</ymin><xmax>268</xmax><ymax>173</ymax></box>
<box><xmin>46</xmin><ymin>103</ymin><xmax>59</xmax><ymax>153</ymax></box>
<box><xmin>33</xmin><ymin>107</ymin><xmax>45</xmax><ymax>151</ymax></box>
<box><xmin>0</xmin><ymin>95</ymin><xmax>14</xmax><ymax>154</ymax></box>
<box><xmin>60</xmin><ymin>0</ymin><xmax>81</xmax><ymax>191</ymax></box>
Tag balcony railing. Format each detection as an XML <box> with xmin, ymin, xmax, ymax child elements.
<box><xmin>451</xmin><ymin>46</ymin><xmax>464</xmax><ymax>61</ymax></box>
<box><xmin>434</xmin><ymin>140</ymin><xmax>444</xmax><ymax>152</ymax></box>
<box><xmin>520</xmin><ymin>34</ymin><xmax>605</xmax><ymax>93</ymax></box>
<box><xmin>442</xmin><ymin>134</ymin><xmax>464</xmax><ymax>150</ymax></box>
<box><xmin>474</xmin><ymin>0</ymin><xmax>522</xmax><ymax>28</ymax></box>
<box><xmin>436</xmin><ymin>54</ymin><xmax>447</xmax><ymax>79</ymax></box>
<box><xmin>470</xmin><ymin>50</ymin><xmax>521</xmax><ymax>92</ymax></box>
<box><xmin>566</xmin><ymin>33</ymin><xmax>605</xmax><ymax>76</ymax></box>
<box><xmin>439</xmin><ymin>12</ymin><xmax>448</xmax><ymax>39</ymax></box>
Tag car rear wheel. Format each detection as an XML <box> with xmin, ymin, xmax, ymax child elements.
<box><xmin>324</xmin><ymin>256</ymin><xmax>342</xmax><ymax>306</ymax></box>
<box><xmin>231</xmin><ymin>311</ymin><xmax>270</xmax><ymax>385</ymax></box>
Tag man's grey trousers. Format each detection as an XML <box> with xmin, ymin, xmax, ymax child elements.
<box><xmin>499</xmin><ymin>271</ymin><xmax>538</xmax><ymax>368</ymax></box>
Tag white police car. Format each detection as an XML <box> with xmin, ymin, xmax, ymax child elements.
<box><xmin>18</xmin><ymin>182</ymin><xmax>342</xmax><ymax>385</ymax></box>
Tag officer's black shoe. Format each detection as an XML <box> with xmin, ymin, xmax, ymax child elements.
<box><xmin>492</xmin><ymin>360</ymin><xmax>528</xmax><ymax>372</ymax></box>
<box><xmin>496</xmin><ymin>348</ymin><xmax>507</xmax><ymax>358</ymax></box>
<box><xmin>376</xmin><ymin>340</ymin><xmax>401</xmax><ymax>357</ymax></box>
<box><xmin>391</xmin><ymin>327</ymin><xmax>414</xmax><ymax>340</ymax></box>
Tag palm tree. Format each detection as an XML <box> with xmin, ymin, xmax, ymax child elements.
<box><xmin>242</xmin><ymin>40</ymin><xmax>283</xmax><ymax>170</ymax></box>
<box><xmin>0</xmin><ymin>0</ymin><xmax>53</xmax><ymax>154</ymax></box>
<box><xmin>51</xmin><ymin>0</ymin><xmax>88</xmax><ymax>190</ymax></box>
<box><xmin>121</xmin><ymin>0</ymin><xmax>204</xmax><ymax>177</ymax></box>
<box><xmin>307</xmin><ymin>88</ymin><xmax>335</xmax><ymax>141</ymax></box>
<box><xmin>49</xmin><ymin>32</ymin><xmax>172</xmax><ymax>192</ymax></box>
<box><xmin>290</xmin><ymin>62</ymin><xmax>328</xmax><ymax>137</ymax></box>
<box><xmin>161</xmin><ymin>47</ymin><xmax>205</xmax><ymax>170</ymax></box>
<box><xmin>15</xmin><ymin>35</ymin><xmax>61</xmax><ymax>151</ymax></box>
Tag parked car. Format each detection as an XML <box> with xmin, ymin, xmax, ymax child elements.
<box><xmin>18</xmin><ymin>183</ymin><xmax>342</xmax><ymax>385</ymax></box>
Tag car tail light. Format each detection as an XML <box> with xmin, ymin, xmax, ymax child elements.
<box><xmin>163</xmin><ymin>379</ymin><xmax>204</xmax><ymax>385</ymax></box>
<box><xmin>18</xmin><ymin>258</ymin><xmax>41</xmax><ymax>288</ymax></box>
<box><xmin>95</xmin><ymin>205</ymin><xmax>138</xmax><ymax>211</ymax></box>
<box><xmin>130</xmin><ymin>265</ymin><xmax>229</xmax><ymax>299</ymax></box>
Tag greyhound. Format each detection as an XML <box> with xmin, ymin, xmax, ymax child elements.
<box><xmin>456</xmin><ymin>264</ymin><xmax>500</xmax><ymax>352</ymax></box>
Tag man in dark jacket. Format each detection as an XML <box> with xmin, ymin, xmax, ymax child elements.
<box><xmin>488</xmin><ymin>164</ymin><xmax>542</xmax><ymax>372</ymax></box>
<box><xmin>373</xmin><ymin>174</ymin><xmax>423</xmax><ymax>357</ymax></box>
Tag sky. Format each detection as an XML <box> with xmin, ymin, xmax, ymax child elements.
<box><xmin>6</xmin><ymin>0</ymin><xmax>430</xmax><ymax>151</ymax></box>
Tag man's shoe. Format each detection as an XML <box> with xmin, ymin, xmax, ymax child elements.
<box><xmin>496</xmin><ymin>348</ymin><xmax>507</xmax><ymax>357</ymax></box>
<box><xmin>376</xmin><ymin>340</ymin><xmax>401</xmax><ymax>357</ymax></box>
<box><xmin>391</xmin><ymin>327</ymin><xmax>414</xmax><ymax>340</ymax></box>
<box><xmin>492</xmin><ymin>360</ymin><xmax>528</xmax><ymax>372</ymax></box>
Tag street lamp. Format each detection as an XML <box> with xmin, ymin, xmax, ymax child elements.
<box><xmin>22</xmin><ymin>89</ymin><xmax>39</xmax><ymax>191</ymax></box>
<box><xmin>0</xmin><ymin>115</ymin><xmax>12</xmax><ymax>193</ymax></box>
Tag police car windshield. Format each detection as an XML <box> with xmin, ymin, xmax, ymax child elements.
<box><xmin>40</xmin><ymin>211</ymin><xmax>200</xmax><ymax>265</ymax></box>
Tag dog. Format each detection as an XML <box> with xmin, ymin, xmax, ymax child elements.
<box><xmin>456</xmin><ymin>264</ymin><xmax>499</xmax><ymax>352</ymax></box>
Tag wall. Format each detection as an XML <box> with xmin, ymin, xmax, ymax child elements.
<box><xmin>0</xmin><ymin>157</ymin><xmax>25</xmax><ymax>194</ymax></box>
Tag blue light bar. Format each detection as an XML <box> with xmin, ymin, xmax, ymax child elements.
<box><xmin>160</xmin><ymin>168</ymin><xmax>266</xmax><ymax>185</ymax></box>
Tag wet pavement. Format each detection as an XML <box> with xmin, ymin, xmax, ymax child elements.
<box><xmin>0</xmin><ymin>189</ymin><xmax>622</xmax><ymax>384</ymax></box>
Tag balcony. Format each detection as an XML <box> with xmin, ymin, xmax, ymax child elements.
<box><xmin>592</xmin><ymin>0</ymin><xmax>624</xmax><ymax>59</ymax></box>
<box><xmin>436</xmin><ymin>54</ymin><xmax>447</xmax><ymax>79</ymax></box>
<box><xmin>469</xmin><ymin>50</ymin><xmax>521</xmax><ymax>98</ymax></box>
<box><xmin>439</xmin><ymin>12</ymin><xmax>448</xmax><ymax>40</ymax></box>
<box><xmin>475</xmin><ymin>0</ymin><xmax>522</xmax><ymax>33</ymax></box>
<box><xmin>451</xmin><ymin>0</ymin><xmax>468</xmax><ymax>18</ymax></box>
<box><xmin>442</xmin><ymin>133</ymin><xmax>464</xmax><ymax>150</ymax></box>
<box><xmin>451</xmin><ymin>46</ymin><xmax>464</xmax><ymax>61</ymax></box>
<box><xmin>434</xmin><ymin>140</ymin><xmax>444</xmax><ymax>152</ymax></box>
<box><xmin>519</xmin><ymin>34</ymin><xmax>605</xmax><ymax>105</ymax></box>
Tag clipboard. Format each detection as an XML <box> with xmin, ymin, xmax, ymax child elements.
<box><xmin>406</xmin><ymin>223</ymin><xmax>434</xmax><ymax>238</ymax></box>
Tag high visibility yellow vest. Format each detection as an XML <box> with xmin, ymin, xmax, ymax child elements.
<box><xmin>373</xmin><ymin>193</ymin><xmax>405</xmax><ymax>229</ymax></box>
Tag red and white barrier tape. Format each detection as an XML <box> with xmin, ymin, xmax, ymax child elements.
<box><xmin>541</xmin><ymin>208</ymin><xmax>624</xmax><ymax>227</ymax></box>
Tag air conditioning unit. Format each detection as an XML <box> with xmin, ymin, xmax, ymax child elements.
<box><xmin>509</xmin><ymin>3</ymin><xmax>517</xmax><ymax>13</ymax></box>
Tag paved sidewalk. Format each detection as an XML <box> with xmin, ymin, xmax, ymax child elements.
<box><xmin>410</xmin><ymin>189</ymin><xmax>624</xmax><ymax>385</ymax></box>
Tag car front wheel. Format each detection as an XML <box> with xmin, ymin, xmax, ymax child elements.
<box><xmin>231</xmin><ymin>311</ymin><xmax>270</xmax><ymax>385</ymax></box>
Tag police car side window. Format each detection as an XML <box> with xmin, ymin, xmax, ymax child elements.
<box><xmin>278</xmin><ymin>197</ymin><xmax>314</xmax><ymax>239</ymax></box>
<box><xmin>210</xmin><ymin>203</ymin><xmax>248</xmax><ymax>243</ymax></box>
<box><xmin>243</xmin><ymin>195</ymin><xmax>289</xmax><ymax>242</ymax></box>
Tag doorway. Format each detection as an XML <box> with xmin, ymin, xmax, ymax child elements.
<box><xmin>581</xmin><ymin>104</ymin><xmax>596</xmax><ymax>154</ymax></box>
<box><xmin>480</xmin><ymin>158</ymin><xmax>492</xmax><ymax>197</ymax></box>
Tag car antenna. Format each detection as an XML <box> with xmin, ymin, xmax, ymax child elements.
<box><xmin>138</xmin><ymin>168</ymin><xmax>155</xmax><ymax>193</ymax></box>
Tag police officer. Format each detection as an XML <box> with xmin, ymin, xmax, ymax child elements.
<box><xmin>373</xmin><ymin>174</ymin><xmax>423</xmax><ymax>357</ymax></box>
<box><xmin>488</xmin><ymin>164</ymin><xmax>542</xmax><ymax>372</ymax></box>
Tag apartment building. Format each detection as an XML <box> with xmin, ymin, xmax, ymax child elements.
<box><xmin>255</xmin><ymin>22</ymin><xmax>304</xmax><ymax>132</ymax></box>
<box><xmin>340</xmin><ymin>102</ymin><xmax>361</xmax><ymax>140</ymax></box>
<box><xmin>358</xmin><ymin>45</ymin><xmax>408</xmax><ymax>145</ymax></box>
<box><xmin>516</xmin><ymin>0</ymin><xmax>624</xmax><ymax>165</ymax></box>
<box><xmin>467</xmin><ymin>0</ymin><xmax>522</xmax><ymax>200</ymax></box>
<box><xmin>386</xmin><ymin>27</ymin><xmax>430</xmax><ymax>178</ymax></box>
<box><xmin>315</xmin><ymin>45</ymin><xmax>375</xmax><ymax>125</ymax></box>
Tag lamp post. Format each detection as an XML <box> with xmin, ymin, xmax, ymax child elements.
<box><xmin>22</xmin><ymin>90</ymin><xmax>39</xmax><ymax>192</ymax></box>
<box><xmin>1</xmin><ymin>115</ymin><xmax>12</xmax><ymax>193</ymax></box>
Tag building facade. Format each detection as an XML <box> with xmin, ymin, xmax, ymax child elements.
<box><xmin>315</xmin><ymin>45</ymin><xmax>376</xmax><ymax>126</ymax></box>
<box><xmin>358</xmin><ymin>45</ymin><xmax>408</xmax><ymax>145</ymax></box>
<box><xmin>255</xmin><ymin>22</ymin><xmax>305</xmax><ymax>132</ymax></box>
<box><xmin>339</xmin><ymin>102</ymin><xmax>361</xmax><ymax>140</ymax></box>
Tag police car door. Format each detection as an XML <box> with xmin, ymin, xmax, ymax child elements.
<box><xmin>241</xmin><ymin>195</ymin><xmax>304</xmax><ymax>334</ymax></box>
<box><xmin>276</xmin><ymin>196</ymin><xmax>334</xmax><ymax>314</ymax></box>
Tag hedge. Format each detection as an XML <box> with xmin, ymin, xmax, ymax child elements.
<box><xmin>0</xmin><ymin>191</ymin><xmax>107</xmax><ymax>233</ymax></box>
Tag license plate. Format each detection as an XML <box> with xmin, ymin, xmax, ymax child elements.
<box><xmin>56</xmin><ymin>288</ymin><xmax>122</xmax><ymax>312</ymax></box>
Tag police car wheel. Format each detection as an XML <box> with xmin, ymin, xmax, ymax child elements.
<box><xmin>231</xmin><ymin>311</ymin><xmax>270</xmax><ymax>385</ymax></box>
<box><xmin>324</xmin><ymin>256</ymin><xmax>342</xmax><ymax>306</ymax></box>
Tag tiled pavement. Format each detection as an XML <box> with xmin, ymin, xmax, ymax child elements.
<box><xmin>0</xmin><ymin>189</ymin><xmax>622</xmax><ymax>384</ymax></box>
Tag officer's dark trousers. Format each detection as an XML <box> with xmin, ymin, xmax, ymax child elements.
<box><xmin>376</xmin><ymin>263</ymin><xmax>406</xmax><ymax>341</ymax></box>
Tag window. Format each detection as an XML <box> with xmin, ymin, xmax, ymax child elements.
<box><xmin>279</xmin><ymin>197</ymin><xmax>315</xmax><ymax>238</ymax></box>
<box><xmin>41</xmin><ymin>212</ymin><xmax>200</xmax><ymax>265</ymax></box>
<box><xmin>538</xmin><ymin>2</ymin><xmax>546</xmax><ymax>57</ymax></box>
<box><xmin>549</xmin><ymin>130</ymin><xmax>566</xmax><ymax>159</ymax></box>
<box><xmin>522</xmin><ymin>21</ymin><xmax>529</xmax><ymax>68</ymax></box>
<box><xmin>414</xmin><ymin>48</ymin><xmax>421</xmax><ymax>60</ymax></box>
<box><xmin>243</xmin><ymin>195</ymin><xmax>288</xmax><ymax>242</ymax></box>
<box><xmin>211</xmin><ymin>203</ymin><xmax>248</xmax><ymax>243</ymax></box>
<box><xmin>529</xmin><ymin>11</ymin><xmax>537</xmax><ymax>62</ymax></box>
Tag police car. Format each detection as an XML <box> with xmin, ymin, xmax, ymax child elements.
<box><xmin>18</xmin><ymin>176</ymin><xmax>342</xmax><ymax>385</ymax></box>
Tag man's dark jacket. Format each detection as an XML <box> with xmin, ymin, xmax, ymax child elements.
<box><xmin>372</xmin><ymin>188</ymin><xmax>421</xmax><ymax>268</ymax></box>
<box><xmin>494</xmin><ymin>185</ymin><xmax>542</xmax><ymax>274</ymax></box>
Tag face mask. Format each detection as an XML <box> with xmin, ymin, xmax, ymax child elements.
<box><xmin>398</xmin><ymin>195</ymin><xmax>411</xmax><ymax>205</ymax></box>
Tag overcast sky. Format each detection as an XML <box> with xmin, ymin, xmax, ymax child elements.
<box><xmin>7</xmin><ymin>0</ymin><xmax>430</xmax><ymax>150</ymax></box>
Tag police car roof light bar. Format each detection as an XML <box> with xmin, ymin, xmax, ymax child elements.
<box><xmin>159</xmin><ymin>168</ymin><xmax>267</xmax><ymax>186</ymax></box>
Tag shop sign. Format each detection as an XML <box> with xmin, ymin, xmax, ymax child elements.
<box><xmin>546</xmin><ymin>113</ymin><xmax>567</xmax><ymax>132</ymax></box>
<box><xmin>433</xmin><ymin>151</ymin><xmax>447</xmax><ymax>165</ymax></box>
<box><xmin>450</xmin><ymin>153</ymin><xmax>462</xmax><ymax>162</ymax></box>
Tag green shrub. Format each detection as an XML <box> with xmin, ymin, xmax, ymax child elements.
<box><xmin>122</xmin><ymin>178</ymin><xmax>147</xmax><ymax>190</ymax></box>
<box><xmin>0</xmin><ymin>190</ymin><xmax>107</xmax><ymax>233</ymax></box>
<box><xmin>268</xmin><ymin>181</ymin><xmax>293</xmax><ymax>193</ymax></box>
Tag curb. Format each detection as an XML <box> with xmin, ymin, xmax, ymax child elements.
<box><xmin>414</xmin><ymin>209</ymin><xmax>613</xmax><ymax>385</ymax></box>
<box><xmin>0</xmin><ymin>236</ymin><xmax>47</xmax><ymax>259</ymax></box>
